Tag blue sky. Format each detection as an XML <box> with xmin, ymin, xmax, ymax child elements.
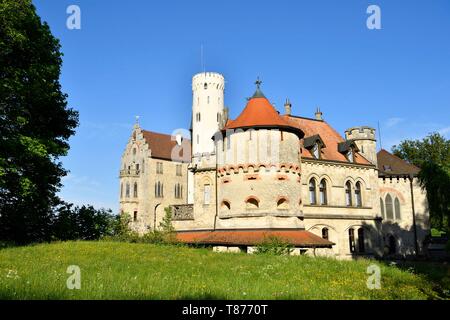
<box><xmin>33</xmin><ymin>0</ymin><xmax>450</xmax><ymax>212</ymax></box>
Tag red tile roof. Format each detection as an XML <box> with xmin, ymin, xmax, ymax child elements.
<box><xmin>283</xmin><ymin>116</ymin><xmax>371</xmax><ymax>165</ymax></box>
<box><xmin>176</xmin><ymin>229</ymin><xmax>334</xmax><ymax>247</ymax></box>
<box><xmin>377</xmin><ymin>149</ymin><xmax>420</xmax><ymax>176</ymax></box>
<box><xmin>142</xmin><ymin>130</ymin><xmax>191</xmax><ymax>162</ymax></box>
<box><xmin>223</xmin><ymin>97</ymin><xmax>302</xmax><ymax>135</ymax></box>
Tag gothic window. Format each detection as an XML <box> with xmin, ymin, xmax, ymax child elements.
<box><xmin>380</xmin><ymin>198</ymin><xmax>385</xmax><ymax>219</ymax></box>
<box><xmin>133</xmin><ymin>211</ymin><xmax>137</xmax><ymax>222</ymax></box>
<box><xmin>319</xmin><ymin>179</ymin><xmax>327</xmax><ymax>205</ymax></box>
<box><xmin>349</xmin><ymin>228</ymin><xmax>356</xmax><ymax>253</ymax></box>
<box><xmin>345</xmin><ymin>181</ymin><xmax>352</xmax><ymax>206</ymax></box>
<box><xmin>394</xmin><ymin>197</ymin><xmax>401</xmax><ymax>220</ymax></box>
<box><xmin>246</xmin><ymin>197</ymin><xmax>259</xmax><ymax>209</ymax></box>
<box><xmin>125</xmin><ymin>183</ymin><xmax>130</xmax><ymax>198</ymax></box>
<box><xmin>309</xmin><ymin>179</ymin><xmax>317</xmax><ymax>205</ymax></box>
<box><xmin>322</xmin><ymin>228</ymin><xmax>329</xmax><ymax>240</ymax></box>
<box><xmin>358</xmin><ymin>228</ymin><xmax>365</xmax><ymax>253</ymax></box>
<box><xmin>385</xmin><ymin>194</ymin><xmax>394</xmax><ymax>220</ymax></box>
<box><xmin>355</xmin><ymin>182</ymin><xmax>362</xmax><ymax>207</ymax></box>
<box><xmin>204</xmin><ymin>184</ymin><xmax>211</xmax><ymax>205</ymax></box>
<box><xmin>120</xmin><ymin>183</ymin><xmax>123</xmax><ymax>198</ymax></box>
<box><xmin>133</xmin><ymin>182</ymin><xmax>138</xmax><ymax>198</ymax></box>
<box><xmin>155</xmin><ymin>182</ymin><xmax>163</xmax><ymax>198</ymax></box>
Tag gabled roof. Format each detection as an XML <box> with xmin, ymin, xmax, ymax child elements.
<box><xmin>303</xmin><ymin>134</ymin><xmax>326</xmax><ymax>149</ymax></box>
<box><xmin>282</xmin><ymin>115</ymin><xmax>371</xmax><ymax>165</ymax></box>
<box><xmin>176</xmin><ymin>229</ymin><xmax>334</xmax><ymax>248</ymax></box>
<box><xmin>377</xmin><ymin>149</ymin><xmax>420</xmax><ymax>176</ymax></box>
<box><xmin>142</xmin><ymin>130</ymin><xmax>191</xmax><ymax>162</ymax></box>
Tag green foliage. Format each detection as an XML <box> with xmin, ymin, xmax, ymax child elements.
<box><xmin>0</xmin><ymin>0</ymin><xmax>79</xmax><ymax>243</ymax></box>
<box><xmin>254</xmin><ymin>236</ymin><xmax>294</xmax><ymax>255</ymax></box>
<box><xmin>0</xmin><ymin>241</ymin><xmax>447</xmax><ymax>299</ymax></box>
<box><xmin>392</xmin><ymin>133</ymin><xmax>450</xmax><ymax>232</ymax></box>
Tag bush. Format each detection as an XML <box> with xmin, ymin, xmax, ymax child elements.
<box><xmin>254</xmin><ymin>236</ymin><xmax>294</xmax><ymax>255</ymax></box>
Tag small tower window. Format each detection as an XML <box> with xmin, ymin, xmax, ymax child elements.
<box><xmin>204</xmin><ymin>83</ymin><xmax>208</xmax><ymax>90</ymax></box>
<box><xmin>322</xmin><ymin>228</ymin><xmax>329</xmax><ymax>240</ymax></box>
<box><xmin>125</xmin><ymin>183</ymin><xmax>130</xmax><ymax>198</ymax></box>
<box><xmin>246</xmin><ymin>197</ymin><xmax>259</xmax><ymax>209</ymax></box>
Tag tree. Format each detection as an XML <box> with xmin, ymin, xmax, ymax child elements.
<box><xmin>0</xmin><ymin>0</ymin><xmax>79</xmax><ymax>243</ymax></box>
<box><xmin>392</xmin><ymin>133</ymin><xmax>450</xmax><ymax>232</ymax></box>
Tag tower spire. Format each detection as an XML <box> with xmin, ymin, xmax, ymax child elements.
<box><xmin>252</xmin><ymin>76</ymin><xmax>266</xmax><ymax>98</ymax></box>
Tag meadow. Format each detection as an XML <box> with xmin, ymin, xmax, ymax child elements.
<box><xmin>0</xmin><ymin>241</ymin><xmax>447</xmax><ymax>300</ymax></box>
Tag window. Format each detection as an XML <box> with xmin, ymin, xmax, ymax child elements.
<box><xmin>176</xmin><ymin>164</ymin><xmax>182</xmax><ymax>176</ymax></box>
<box><xmin>197</xmin><ymin>135</ymin><xmax>199</xmax><ymax>144</ymax></box>
<box><xmin>380</xmin><ymin>198</ymin><xmax>385</xmax><ymax>219</ymax></box>
<box><xmin>204</xmin><ymin>82</ymin><xmax>208</xmax><ymax>90</ymax></box>
<box><xmin>322</xmin><ymin>228</ymin><xmax>329</xmax><ymax>240</ymax></box>
<box><xmin>196</xmin><ymin>112</ymin><xmax>201</xmax><ymax>122</ymax></box>
<box><xmin>246</xmin><ymin>197</ymin><xmax>259</xmax><ymax>209</ymax></box>
<box><xmin>133</xmin><ymin>182</ymin><xmax>138</xmax><ymax>198</ymax></box>
<box><xmin>120</xmin><ymin>183</ymin><xmax>123</xmax><ymax>198</ymax></box>
<box><xmin>347</xmin><ymin>149</ymin><xmax>354</xmax><ymax>162</ymax></box>
<box><xmin>133</xmin><ymin>211</ymin><xmax>137</xmax><ymax>222</ymax></box>
<box><xmin>155</xmin><ymin>181</ymin><xmax>163</xmax><ymax>198</ymax></box>
<box><xmin>277</xmin><ymin>198</ymin><xmax>288</xmax><ymax>209</ymax></box>
<box><xmin>345</xmin><ymin>181</ymin><xmax>352</xmax><ymax>206</ymax></box>
<box><xmin>156</xmin><ymin>162</ymin><xmax>163</xmax><ymax>174</ymax></box>
<box><xmin>312</xmin><ymin>143</ymin><xmax>320</xmax><ymax>159</ymax></box>
<box><xmin>349</xmin><ymin>228</ymin><xmax>356</xmax><ymax>253</ymax></box>
<box><xmin>355</xmin><ymin>182</ymin><xmax>362</xmax><ymax>207</ymax></box>
<box><xmin>358</xmin><ymin>228</ymin><xmax>365</xmax><ymax>253</ymax></box>
<box><xmin>174</xmin><ymin>183</ymin><xmax>183</xmax><ymax>199</ymax></box>
<box><xmin>204</xmin><ymin>184</ymin><xmax>211</xmax><ymax>205</ymax></box>
<box><xmin>385</xmin><ymin>194</ymin><xmax>394</xmax><ymax>220</ymax></box>
<box><xmin>136</xmin><ymin>163</ymin><xmax>140</xmax><ymax>172</ymax></box>
<box><xmin>394</xmin><ymin>197</ymin><xmax>401</xmax><ymax>220</ymax></box>
<box><xmin>221</xmin><ymin>200</ymin><xmax>231</xmax><ymax>210</ymax></box>
<box><xmin>319</xmin><ymin>179</ymin><xmax>327</xmax><ymax>205</ymax></box>
<box><xmin>142</xmin><ymin>159</ymin><xmax>145</xmax><ymax>173</ymax></box>
<box><xmin>125</xmin><ymin>183</ymin><xmax>130</xmax><ymax>198</ymax></box>
<box><xmin>309</xmin><ymin>179</ymin><xmax>317</xmax><ymax>205</ymax></box>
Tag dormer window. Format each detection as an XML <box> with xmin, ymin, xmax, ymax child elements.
<box><xmin>312</xmin><ymin>143</ymin><xmax>320</xmax><ymax>159</ymax></box>
<box><xmin>347</xmin><ymin>149</ymin><xmax>354</xmax><ymax>162</ymax></box>
<box><xmin>303</xmin><ymin>135</ymin><xmax>325</xmax><ymax>160</ymax></box>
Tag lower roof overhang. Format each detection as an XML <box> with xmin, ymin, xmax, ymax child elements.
<box><xmin>176</xmin><ymin>229</ymin><xmax>334</xmax><ymax>248</ymax></box>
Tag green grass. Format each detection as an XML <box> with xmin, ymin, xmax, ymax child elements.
<box><xmin>0</xmin><ymin>241</ymin><xmax>447</xmax><ymax>300</ymax></box>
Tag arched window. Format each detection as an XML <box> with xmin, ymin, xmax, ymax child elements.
<box><xmin>319</xmin><ymin>179</ymin><xmax>327</xmax><ymax>205</ymax></box>
<box><xmin>394</xmin><ymin>197</ymin><xmax>401</xmax><ymax>220</ymax></box>
<box><xmin>221</xmin><ymin>200</ymin><xmax>231</xmax><ymax>210</ymax></box>
<box><xmin>345</xmin><ymin>181</ymin><xmax>352</xmax><ymax>206</ymax></box>
<box><xmin>277</xmin><ymin>198</ymin><xmax>288</xmax><ymax>209</ymax></box>
<box><xmin>355</xmin><ymin>182</ymin><xmax>362</xmax><ymax>207</ymax></box>
<box><xmin>204</xmin><ymin>83</ymin><xmax>207</xmax><ymax>90</ymax></box>
<box><xmin>358</xmin><ymin>228</ymin><xmax>365</xmax><ymax>253</ymax></box>
<box><xmin>309</xmin><ymin>179</ymin><xmax>317</xmax><ymax>205</ymax></box>
<box><xmin>155</xmin><ymin>182</ymin><xmax>163</xmax><ymax>198</ymax></box>
<box><xmin>133</xmin><ymin>211</ymin><xmax>137</xmax><ymax>222</ymax></box>
<box><xmin>349</xmin><ymin>228</ymin><xmax>356</xmax><ymax>253</ymax></box>
<box><xmin>125</xmin><ymin>183</ymin><xmax>130</xmax><ymax>198</ymax></box>
<box><xmin>246</xmin><ymin>197</ymin><xmax>259</xmax><ymax>209</ymax></box>
<box><xmin>120</xmin><ymin>183</ymin><xmax>123</xmax><ymax>198</ymax></box>
<box><xmin>385</xmin><ymin>194</ymin><xmax>394</xmax><ymax>220</ymax></box>
<box><xmin>133</xmin><ymin>182</ymin><xmax>138</xmax><ymax>198</ymax></box>
<box><xmin>322</xmin><ymin>228</ymin><xmax>329</xmax><ymax>240</ymax></box>
<box><xmin>380</xmin><ymin>198</ymin><xmax>385</xmax><ymax>219</ymax></box>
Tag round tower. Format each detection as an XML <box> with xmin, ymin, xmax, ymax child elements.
<box><xmin>345</xmin><ymin>126</ymin><xmax>377</xmax><ymax>165</ymax></box>
<box><xmin>192</xmin><ymin>72</ymin><xmax>225</xmax><ymax>157</ymax></box>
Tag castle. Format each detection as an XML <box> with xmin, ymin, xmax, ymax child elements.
<box><xmin>119</xmin><ymin>72</ymin><xmax>430</xmax><ymax>259</ymax></box>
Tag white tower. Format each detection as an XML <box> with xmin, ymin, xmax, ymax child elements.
<box><xmin>191</xmin><ymin>72</ymin><xmax>225</xmax><ymax>157</ymax></box>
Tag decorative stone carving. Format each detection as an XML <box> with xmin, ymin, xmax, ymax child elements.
<box><xmin>171</xmin><ymin>204</ymin><xmax>194</xmax><ymax>221</ymax></box>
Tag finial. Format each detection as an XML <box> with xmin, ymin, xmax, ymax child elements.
<box><xmin>134</xmin><ymin>115</ymin><xmax>140</xmax><ymax>128</ymax></box>
<box><xmin>255</xmin><ymin>76</ymin><xmax>262</xmax><ymax>89</ymax></box>
<box><xmin>315</xmin><ymin>107</ymin><xmax>323</xmax><ymax>121</ymax></box>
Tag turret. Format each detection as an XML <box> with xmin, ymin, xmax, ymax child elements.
<box><xmin>345</xmin><ymin>126</ymin><xmax>377</xmax><ymax>165</ymax></box>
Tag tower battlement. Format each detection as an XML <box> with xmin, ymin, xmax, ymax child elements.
<box><xmin>345</xmin><ymin>126</ymin><xmax>376</xmax><ymax>141</ymax></box>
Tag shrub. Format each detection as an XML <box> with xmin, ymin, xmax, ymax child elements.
<box><xmin>254</xmin><ymin>236</ymin><xmax>294</xmax><ymax>255</ymax></box>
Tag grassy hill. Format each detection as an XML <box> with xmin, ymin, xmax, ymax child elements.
<box><xmin>0</xmin><ymin>241</ymin><xmax>447</xmax><ymax>299</ymax></box>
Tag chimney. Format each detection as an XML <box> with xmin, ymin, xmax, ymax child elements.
<box><xmin>315</xmin><ymin>107</ymin><xmax>323</xmax><ymax>121</ymax></box>
<box><xmin>284</xmin><ymin>98</ymin><xmax>292</xmax><ymax>115</ymax></box>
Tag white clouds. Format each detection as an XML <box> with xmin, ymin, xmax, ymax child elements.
<box><xmin>385</xmin><ymin>117</ymin><xmax>404</xmax><ymax>128</ymax></box>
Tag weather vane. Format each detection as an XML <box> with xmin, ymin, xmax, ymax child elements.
<box><xmin>255</xmin><ymin>76</ymin><xmax>262</xmax><ymax>89</ymax></box>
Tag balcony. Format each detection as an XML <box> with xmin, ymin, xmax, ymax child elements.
<box><xmin>119</xmin><ymin>169</ymin><xmax>140</xmax><ymax>177</ymax></box>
